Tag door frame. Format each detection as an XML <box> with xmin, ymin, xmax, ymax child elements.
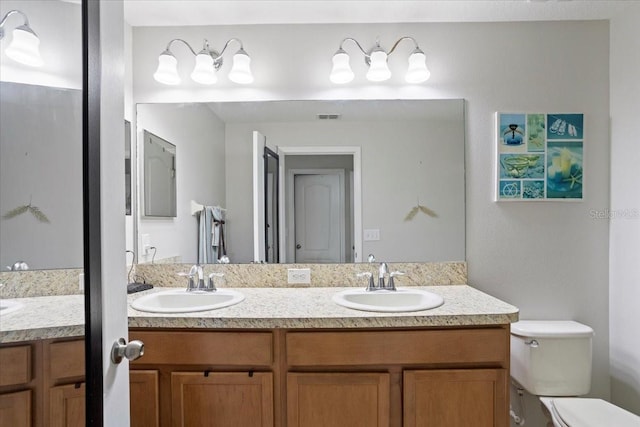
<box><xmin>277</xmin><ymin>146</ymin><xmax>362</xmax><ymax>263</ymax></box>
<box><xmin>84</xmin><ymin>0</ymin><xmax>104</xmax><ymax>424</ymax></box>
<box><xmin>287</xmin><ymin>169</ymin><xmax>346</xmax><ymax>263</ymax></box>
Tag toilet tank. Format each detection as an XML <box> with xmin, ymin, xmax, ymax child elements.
<box><xmin>510</xmin><ymin>320</ymin><xmax>594</xmax><ymax>396</ymax></box>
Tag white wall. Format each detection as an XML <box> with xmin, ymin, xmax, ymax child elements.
<box><xmin>0</xmin><ymin>0</ymin><xmax>82</xmax><ymax>89</ymax></box>
<box><xmin>136</xmin><ymin>103</ymin><xmax>226</xmax><ymax>264</ymax></box>
<box><xmin>609</xmin><ymin>8</ymin><xmax>640</xmax><ymax>415</ymax></box>
<box><xmin>131</xmin><ymin>19</ymin><xmax>617</xmax><ymax>424</ymax></box>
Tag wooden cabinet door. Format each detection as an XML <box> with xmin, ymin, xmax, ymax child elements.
<box><xmin>171</xmin><ymin>371</ymin><xmax>273</xmax><ymax>427</ymax></box>
<box><xmin>130</xmin><ymin>370</ymin><xmax>159</xmax><ymax>427</ymax></box>
<box><xmin>0</xmin><ymin>390</ymin><xmax>31</xmax><ymax>427</ymax></box>
<box><xmin>403</xmin><ymin>369</ymin><xmax>507</xmax><ymax>427</ymax></box>
<box><xmin>49</xmin><ymin>383</ymin><xmax>85</xmax><ymax>427</ymax></box>
<box><xmin>287</xmin><ymin>372</ymin><xmax>390</xmax><ymax>427</ymax></box>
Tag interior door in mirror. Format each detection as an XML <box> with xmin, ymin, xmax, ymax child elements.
<box><xmin>142</xmin><ymin>130</ymin><xmax>176</xmax><ymax>217</ymax></box>
<box><xmin>264</xmin><ymin>147</ymin><xmax>279</xmax><ymax>263</ymax></box>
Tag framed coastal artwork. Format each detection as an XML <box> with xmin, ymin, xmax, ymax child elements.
<box><xmin>495</xmin><ymin>112</ymin><xmax>584</xmax><ymax>201</ymax></box>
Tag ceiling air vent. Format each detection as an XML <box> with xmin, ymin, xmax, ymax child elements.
<box><xmin>317</xmin><ymin>114</ymin><xmax>341</xmax><ymax>120</ymax></box>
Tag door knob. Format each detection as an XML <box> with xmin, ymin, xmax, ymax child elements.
<box><xmin>296</xmin><ymin>244</ymin><xmax>302</xmax><ymax>249</ymax></box>
<box><xmin>111</xmin><ymin>337</ymin><xmax>144</xmax><ymax>364</ymax></box>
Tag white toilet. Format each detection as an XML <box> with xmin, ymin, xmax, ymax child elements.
<box><xmin>510</xmin><ymin>320</ymin><xmax>640</xmax><ymax>427</ymax></box>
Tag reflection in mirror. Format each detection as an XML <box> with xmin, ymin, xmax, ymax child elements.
<box><xmin>142</xmin><ymin>130</ymin><xmax>176</xmax><ymax>217</ymax></box>
<box><xmin>133</xmin><ymin>100</ymin><xmax>465</xmax><ymax>265</ymax></box>
<box><xmin>125</xmin><ymin>120</ymin><xmax>132</xmax><ymax>216</ymax></box>
<box><xmin>0</xmin><ymin>82</ymin><xmax>83</xmax><ymax>270</ymax></box>
<box><xmin>264</xmin><ymin>147</ymin><xmax>279</xmax><ymax>263</ymax></box>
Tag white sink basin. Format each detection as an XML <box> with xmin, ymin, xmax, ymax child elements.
<box><xmin>0</xmin><ymin>299</ymin><xmax>24</xmax><ymax>316</ymax></box>
<box><xmin>131</xmin><ymin>289</ymin><xmax>244</xmax><ymax>313</ymax></box>
<box><xmin>332</xmin><ymin>288</ymin><xmax>444</xmax><ymax>313</ymax></box>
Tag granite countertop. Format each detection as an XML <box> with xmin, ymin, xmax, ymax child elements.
<box><xmin>1</xmin><ymin>285</ymin><xmax>518</xmax><ymax>343</ymax></box>
<box><xmin>0</xmin><ymin>294</ymin><xmax>85</xmax><ymax>343</ymax></box>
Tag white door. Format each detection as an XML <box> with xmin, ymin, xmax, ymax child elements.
<box><xmin>293</xmin><ymin>172</ymin><xmax>345</xmax><ymax>263</ymax></box>
<box><xmin>252</xmin><ymin>131</ymin><xmax>278</xmax><ymax>262</ymax></box>
<box><xmin>96</xmin><ymin>1</ymin><xmax>131</xmax><ymax>425</ymax></box>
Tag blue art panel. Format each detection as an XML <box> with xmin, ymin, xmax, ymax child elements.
<box><xmin>500</xmin><ymin>154</ymin><xmax>544</xmax><ymax>179</ymax></box>
<box><xmin>546</xmin><ymin>141</ymin><xmax>583</xmax><ymax>199</ymax></box>
<box><xmin>547</xmin><ymin>113</ymin><xmax>584</xmax><ymax>140</ymax></box>
<box><xmin>523</xmin><ymin>180</ymin><xmax>545</xmax><ymax>199</ymax></box>
<box><xmin>499</xmin><ymin>113</ymin><xmax>526</xmax><ymax>146</ymax></box>
<box><xmin>499</xmin><ymin>180</ymin><xmax>522</xmax><ymax>199</ymax></box>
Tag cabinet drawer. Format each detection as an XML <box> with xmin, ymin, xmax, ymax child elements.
<box><xmin>48</xmin><ymin>340</ymin><xmax>85</xmax><ymax>381</ymax></box>
<box><xmin>0</xmin><ymin>345</ymin><xmax>31</xmax><ymax>387</ymax></box>
<box><xmin>129</xmin><ymin>330</ymin><xmax>273</xmax><ymax>366</ymax></box>
<box><xmin>286</xmin><ymin>328</ymin><xmax>508</xmax><ymax>367</ymax></box>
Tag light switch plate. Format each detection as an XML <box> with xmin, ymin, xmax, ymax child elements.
<box><xmin>288</xmin><ymin>268</ymin><xmax>311</xmax><ymax>285</ymax></box>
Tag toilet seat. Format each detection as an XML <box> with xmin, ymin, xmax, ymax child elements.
<box><xmin>547</xmin><ymin>398</ymin><xmax>640</xmax><ymax>427</ymax></box>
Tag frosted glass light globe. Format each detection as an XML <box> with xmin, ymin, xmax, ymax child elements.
<box><xmin>366</xmin><ymin>50</ymin><xmax>391</xmax><ymax>82</ymax></box>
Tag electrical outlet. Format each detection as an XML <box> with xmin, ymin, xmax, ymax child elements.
<box><xmin>288</xmin><ymin>268</ymin><xmax>311</xmax><ymax>285</ymax></box>
<box><xmin>78</xmin><ymin>273</ymin><xmax>84</xmax><ymax>292</ymax></box>
<box><xmin>141</xmin><ymin>233</ymin><xmax>151</xmax><ymax>254</ymax></box>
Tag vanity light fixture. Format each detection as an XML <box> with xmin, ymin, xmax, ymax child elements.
<box><xmin>330</xmin><ymin>37</ymin><xmax>430</xmax><ymax>84</ymax></box>
<box><xmin>0</xmin><ymin>10</ymin><xmax>43</xmax><ymax>67</ymax></box>
<box><xmin>153</xmin><ymin>38</ymin><xmax>253</xmax><ymax>86</ymax></box>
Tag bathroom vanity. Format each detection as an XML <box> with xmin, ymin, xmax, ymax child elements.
<box><xmin>1</xmin><ymin>282</ymin><xmax>518</xmax><ymax>427</ymax></box>
<box><xmin>126</xmin><ymin>285</ymin><xmax>517</xmax><ymax>427</ymax></box>
<box><xmin>0</xmin><ymin>338</ymin><xmax>85</xmax><ymax>427</ymax></box>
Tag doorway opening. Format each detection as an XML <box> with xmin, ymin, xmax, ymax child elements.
<box><xmin>278</xmin><ymin>146</ymin><xmax>362</xmax><ymax>263</ymax></box>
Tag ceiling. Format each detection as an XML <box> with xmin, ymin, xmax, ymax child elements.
<box><xmin>123</xmin><ymin>1</ymin><xmax>629</xmax><ymax>27</ymax></box>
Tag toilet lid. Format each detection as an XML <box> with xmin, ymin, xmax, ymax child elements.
<box><xmin>553</xmin><ymin>398</ymin><xmax>640</xmax><ymax>427</ymax></box>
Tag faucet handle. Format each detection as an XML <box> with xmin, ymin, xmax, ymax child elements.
<box><xmin>207</xmin><ymin>273</ymin><xmax>224</xmax><ymax>291</ymax></box>
<box><xmin>387</xmin><ymin>271</ymin><xmax>405</xmax><ymax>291</ymax></box>
<box><xmin>177</xmin><ymin>265</ymin><xmax>199</xmax><ymax>291</ymax></box>
<box><xmin>356</xmin><ymin>272</ymin><xmax>375</xmax><ymax>291</ymax></box>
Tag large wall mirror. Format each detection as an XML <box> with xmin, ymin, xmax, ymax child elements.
<box><xmin>0</xmin><ymin>1</ymin><xmax>83</xmax><ymax>271</ymax></box>
<box><xmin>133</xmin><ymin>99</ymin><xmax>465</xmax><ymax>265</ymax></box>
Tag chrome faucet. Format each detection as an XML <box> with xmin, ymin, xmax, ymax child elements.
<box><xmin>180</xmin><ymin>264</ymin><xmax>205</xmax><ymax>291</ymax></box>
<box><xmin>378</xmin><ymin>262</ymin><xmax>389</xmax><ymax>289</ymax></box>
<box><xmin>357</xmin><ymin>261</ymin><xmax>405</xmax><ymax>291</ymax></box>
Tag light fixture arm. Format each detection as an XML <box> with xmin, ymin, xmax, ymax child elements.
<box><xmin>163</xmin><ymin>38</ymin><xmax>198</xmax><ymax>56</ymax></box>
<box><xmin>215</xmin><ymin>37</ymin><xmax>245</xmax><ymax>58</ymax></box>
<box><xmin>387</xmin><ymin>36</ymin><xmax>421</xmax><ymax>56</ymax></box>
<box><xmin>337</xmin><ymin>37</ymin><xmax>369</xmax><ymax>57</ymax></box>
<box><xmin>0</xmin><ymin>10</ymin><xmax>32</xmax><ymax>40</ymax></box>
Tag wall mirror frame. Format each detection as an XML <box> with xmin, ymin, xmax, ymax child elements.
<box><xmin>132</xmin><ymin>99</ymin><xmax>466</xmax><ymax>266</ymax></box>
